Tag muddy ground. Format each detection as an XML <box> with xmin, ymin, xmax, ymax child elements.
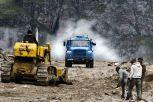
<box><xmin>0</xmin><ymin>61</ymin><xmax>153</xmax><ymax>102</ymax></box>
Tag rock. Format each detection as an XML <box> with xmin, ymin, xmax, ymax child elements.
<box><xmin>102</xmin><ymin>97</ymin><xmax>112</xmax><ymax>102</ymax></box>
<box><xmin>104</xmin><ymin>92</ymin><xmax>110</xmax><ymax>96</ymax></box>
<box><xmin>112</xmin><ymin>90</ymin><xmax>120</xmax><ymax>95</ymax></box>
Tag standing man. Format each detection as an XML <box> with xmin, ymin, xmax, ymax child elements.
<box><xmin>126</xmin><ymin>59</ymin><xmax>142</xmax><ymax>100</ymax></box>
<box><xmin>116</xmin><ymin>66</ymin><xmax>129</xmax><ymax>99</ymax></box>
<box><xmin>23</xmin><ymin>30</ymin><xmax>38</xmax><ymax>45</ymax></box>
<box><xmin>138</xmin><ymin>58</ymin><xmax>146</xmax><ymax>94</ymax></box>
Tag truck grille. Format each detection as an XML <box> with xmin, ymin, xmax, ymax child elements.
<box><xmin>73</xmin><ymin>50</ymin><xmax>86</xmax><ymax>57</ymax></box>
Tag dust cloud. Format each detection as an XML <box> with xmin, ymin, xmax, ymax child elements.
<box><xmin>0</xmin><ymin>27</ymin><xmax>20</xmax><ymax>52</ymax></box>
<box><xmin>0</xmin><ymin>22</ymin><xmax>120</xmax><ymax>62</ymax></box>
<box><xmin>51</xmin><ymin>19</ymin><xmax>120</xmax><ymax>62</ymax></box>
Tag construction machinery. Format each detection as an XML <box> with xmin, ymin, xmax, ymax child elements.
<box><xmin>1</xmin><ymin>42</ymin><xmax>68</xmax><ymax>85</ymax></box>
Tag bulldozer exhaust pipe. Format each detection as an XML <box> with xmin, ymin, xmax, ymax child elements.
<box><xmin>36</xmin><ymin>27</ymin><xmax>39</xmax><ymax>42</ymax></box>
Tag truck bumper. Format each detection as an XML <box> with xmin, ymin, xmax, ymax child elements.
<box><xmin>66</xmin><ymin>58</ymin><xmax>93</xmax><ymax>64</ymax></box>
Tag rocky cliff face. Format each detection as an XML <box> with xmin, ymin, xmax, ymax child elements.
<box><xmin>0</xmin><ymin>0</ymin><xmax>153</xmax><ymax>62</ymax></box>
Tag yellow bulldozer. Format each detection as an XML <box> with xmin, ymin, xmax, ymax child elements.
<box><xmin>1</xmin><ymin>42</ymin><xmax>69</xmax><ymax>85</ymax></box>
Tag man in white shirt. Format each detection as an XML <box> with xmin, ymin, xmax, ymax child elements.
<box><xmin>126</xmin><ymin>58</ymin><xmax>142</xmax><ymax>100</ymax></box>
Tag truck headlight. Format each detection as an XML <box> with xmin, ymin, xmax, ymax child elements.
<box><xmin>66</xmin><ymin>51</ymin><xmax>72</xmax><ymax>58</ymax></box>
<box><xmin>67</xmin><ymin>51</ymin><xmax>72</xmax><ymax>53</ymax></box>
<box><xmin>87</xmin><ymin>51</ymin><xmax>92</xmax><ymax>53</ymax></box>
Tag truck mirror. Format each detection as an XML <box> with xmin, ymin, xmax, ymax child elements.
<box><xmin>63</xmin><ymin>41</ymin><xmax>66</xmax><ymax>46</ymax></box>
<box><xmin>92</xmin><ymin>42</ymin><xmax>96</xmax><ymax>46</ymax></box>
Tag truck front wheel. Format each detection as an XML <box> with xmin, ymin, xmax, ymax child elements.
<box><xmin>65</xmin><ymin>61</ymin><xmax>72</xmax><ymax>67</ymax></box>
<box><xmin>86</xmin><ymin>61</ymin><xmax>94</xmax><ymax>68</ymax></box>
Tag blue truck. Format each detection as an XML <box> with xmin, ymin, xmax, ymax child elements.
<box><xmin>63</xmin><ymin>35</ymin><xmax>96</xmax><ymax>68</ymax></box>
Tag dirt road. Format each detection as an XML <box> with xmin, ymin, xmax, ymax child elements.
<box><xmin>0</xmin><ymin>61</ymin><xmax>153</xmax><ymax>102</ymax></box>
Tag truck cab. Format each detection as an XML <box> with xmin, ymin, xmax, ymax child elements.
<box><xmin>64</xmin><ymin>35</ymin><xmax>96</xmax><ymax>68</ymax></box>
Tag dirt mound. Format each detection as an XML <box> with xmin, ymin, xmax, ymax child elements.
<box><xmin>145</xmin><ymin>74</ymin><xmax>153</xmax><ymax>82</ymax></box>
<box><xmin>0</xmin><ymin>61</ymin><xmax>152</xmax><ymax>102</ymax></box>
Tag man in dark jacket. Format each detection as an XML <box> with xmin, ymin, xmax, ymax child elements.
<box><xmin>138</xmin><ymin>58</ymin><xmax>146</xmax><ymax>79</ymax></box>
<box><xmin>23</xmin><ymin>30</ymin><xmax>38</xmax><ymax>45</ymax></box>
<box><xmin>116</xmin><ymin>66</ymin><xmax>129</xmax><ymax>99</ymax></box>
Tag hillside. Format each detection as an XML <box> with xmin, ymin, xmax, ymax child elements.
<box><xmin>0</xmin><ymin>0</ymin><xmax>153</xmax><ymax>61</ymax></box>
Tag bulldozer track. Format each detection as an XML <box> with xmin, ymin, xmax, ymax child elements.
<box><xmin>1</xmin><ymin>62</ymin><xmax>12</xmax><ymax>83</ymax></box>
<box><xmin>36</xmin><ymin>64</ymin><xmax>50</xmax><ymax>85</ymax></box>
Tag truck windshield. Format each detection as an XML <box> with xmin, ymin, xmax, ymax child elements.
<box><xmin>71</xmin><ymin>40</ymin><xmax>89</xmax><ymax>47</ymax></box>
